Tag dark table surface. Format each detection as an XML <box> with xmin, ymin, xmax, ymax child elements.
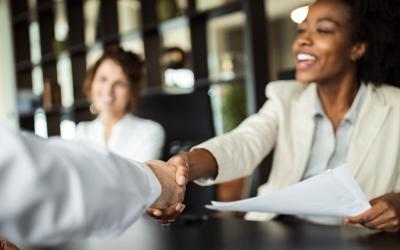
<box><xmin>24</xmin><ymin>215</ymin><xmax>400</xmax><ymax>250</ymax></box>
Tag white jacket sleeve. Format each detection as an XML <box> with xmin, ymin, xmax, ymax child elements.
<box><xmin>0</xmin><ymin>123</ymin><xmax>161</xmax><ymax>245</ymax></box>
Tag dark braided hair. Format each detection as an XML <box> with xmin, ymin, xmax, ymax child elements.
<box><xmin>84</xmin><ymin>46</ymin><xmax>144</xmax><ymax>112</ymax></box>
<box><xmin>341</xmin><ymin>0</ymin><xmax>400</xmax><ymax>85</ymax></box>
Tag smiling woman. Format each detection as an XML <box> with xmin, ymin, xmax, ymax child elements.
<box><xmin>149</xmin><ymin>0</ymin><xmax>400</xmax><ymax>233</ymax></box>
<box><xmin>73</xmin><ymin>47</ymin><xmax>165</xmax><ymax>162</ymax></box>
<box><xmin>292</xmin><ymin>0</ymin><xmax>370</xmax><ymax>129</ymax></box>
<box><xmin>293</xmin><ymin>0</ymin><xmax>362</xmax><ymax>85</ymax></box>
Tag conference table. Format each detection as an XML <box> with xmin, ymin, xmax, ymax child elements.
<box><xmin>24</xmin><ymin>215</ymin><xmax>400</xmax><ymax>250</ymax></box>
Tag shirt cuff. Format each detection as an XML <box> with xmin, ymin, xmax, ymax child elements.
<box><xmin>131</xmin><ymin>161</ymin><xmax>162</xmax><ymax>207</ymax></box>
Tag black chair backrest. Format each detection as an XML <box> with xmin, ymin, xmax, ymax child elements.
<box><xmin>137</xmin><ymin>86</ymin><xmax>215</xmax><ymax>160</ymax></box>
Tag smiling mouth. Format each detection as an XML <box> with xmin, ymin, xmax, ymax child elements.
<box><xmin>296</xmin><ymin>53</ymin><xmax>317</xmax><ymax>70</ymax></box>
<box><xmin>100</xmin><ymin>96</ymin><xmax>113</xmax><ymax>104</ymax></box>
<box><xmin>297</xmin><ymin>53</ymin><xmax>317</xmax><ymax>61</ymax></box>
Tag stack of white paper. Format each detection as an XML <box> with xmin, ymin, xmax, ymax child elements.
<box><xmin>206</xmin><ymin>165</ymin><xmax>371</xmax><ymax>217</ymax></box>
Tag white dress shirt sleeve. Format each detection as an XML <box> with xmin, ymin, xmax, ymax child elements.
<box><xmin>0</xmin><ymin>123</ymin><xmax>161</xmax><ymax>245</ymax></box>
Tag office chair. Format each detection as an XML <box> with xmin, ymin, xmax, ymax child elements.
<box><xmin>137</xmin><ymin>85</ymin><xmax>216</xmax><ymax>215</ymax></box>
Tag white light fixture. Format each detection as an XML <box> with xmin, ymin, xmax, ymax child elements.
<box><xmin>290</xmin><ymin>6</ymin><xmax>309</xmax><ymax>24</ymax></box>
<box><xmin>34</xmin><ymin>109</ymin><xmax>48</xmax><ymax>138</ymax></box>
<box><xmin>165</xmin><ymin>69</ymin><xmax>195</xmax><ymax>89</ymax></box>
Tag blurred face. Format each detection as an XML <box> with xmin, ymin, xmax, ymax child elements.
<box><xmin>91</xmin><ymin>59</ymin><xmax>131</xmax><ymax>117</ymax></box>
<box><xmin>292</xmin><ymin>0</ymin><xmax>363</xmax><ymax>84</ymax></box>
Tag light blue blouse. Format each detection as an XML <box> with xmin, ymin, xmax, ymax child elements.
<box><xmin>302</xmin><ymin>83</ymin><xmax>367</xmax><ymax>180</ymax></box>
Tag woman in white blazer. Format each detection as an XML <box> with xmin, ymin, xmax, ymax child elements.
<box><xmin>74</xmin><ymin>47</ymin><xmax>165</xmax><ymax>162</ymax></box>
<box><xmin>148</xmin><ymin>0</ymin><xmax>400</xmax><ymax>231</ymax></box>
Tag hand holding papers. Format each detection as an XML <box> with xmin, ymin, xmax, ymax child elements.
<box><xmin>206</xmin><ymin>165</ymin><xmax>371</xmax><ymax>217</ymax></box>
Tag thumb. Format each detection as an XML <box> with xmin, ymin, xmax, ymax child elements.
<box><xmin>168</xmin><ymin>155</ymin><xmax>190</xmax><ymax>186</ymax></box>
<box><xmin>175</xmin><ymin>163</ymin><xmax>189</xmax><ymax>186</ymax></box>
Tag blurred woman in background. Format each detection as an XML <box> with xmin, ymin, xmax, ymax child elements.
<box><xmin>75</xmin><ymin>47</ymin><xmax>165</xmax><ymax>162</ymax></box>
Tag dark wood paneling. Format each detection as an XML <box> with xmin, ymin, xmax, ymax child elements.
<box><xmin>66</xmin><ymin>0</ymin><xmax>87</xmax><ymax>100</ymax></box>
<box><xmin>38</xmin><ymin>0</ymin><xmax>55</xmax><ymax>55</ymax></box>
<box><xmin>142</xmin><ymin>32</ymin><xmax>162</xmax><ymax>87</ymax></box>
<box><xmin>66</xmin><ymin>0</ymin><xmax>85</xmax><ymax>46</ymax></box>
<box><xmin>70</xmin><ymin>54</ymin><xmax>87</xmax><ymax>100</ymax></box>
<box><xmin>140</xmin><ymin>0</ymin><xmax>158</xmax><ymax>26</ymax></box>
<box><xmin>46</xmin><ymin>111</ymin><xmax>61</xmax><ymax>136</ymax></box>
<box><xmin>15</xmin><ymin>69</ymin><xmax>33</xmax><ymax>89</ymax></box>
<box><xmin>12</xmin><ymin>21</ymin><xmax>31</xmax><ymax>64</ymax></box>
<box><xmin>243</xmin><ymin>0</ymin><xmax>269</xmax><ymax>113</ymax></box>
<box><xmin>141</xmin><ymin>0</ymin><xmax>162</xmax><ymax>87</ymax></box>
<box><xmin>99</xmin><ymin>0</ymin><xmax>119</xmax><ymax>47</ymax></box>
<box><xmin>10</xmin><ymin>0</ymin><xmax>29</xmax><ymax>17</ymax></box>
<box><xmin>19</xmin><ymin>115</ymin><xmax>35</xmax><ymax>132</ymax></box>
<box><xmin>37</xmin><ymin>0</ymin><xmax>58</xmax><ymax>93</ymax></box>
<box><xmin>190</xmin><ymin>15</ymin><xmax>209</xmax><ymax>81</ymax></box>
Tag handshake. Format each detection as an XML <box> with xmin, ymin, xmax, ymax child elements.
<box><xmin>145</xmin><ymin>155</ymin><xmax>190</xmax><ymax>223</ymax></box>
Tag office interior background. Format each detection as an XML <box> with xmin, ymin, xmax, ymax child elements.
<box><xmin>3</xmin><ymin>3</ymin><xmax>400</xmax><ymax>249</ymax></box>
<box><xmin>0</xmin><ymin>0</ymin><xmax>310</xmax><ymax>133</ymax></box>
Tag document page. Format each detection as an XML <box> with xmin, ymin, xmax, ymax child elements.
<box><xmin>206</xmin><ymin>165</ymin><xmax>371</xmax><ymax>217</ymax></box>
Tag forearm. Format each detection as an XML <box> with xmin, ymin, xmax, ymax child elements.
<box><xmin>184</xmin><ymin>149</ymin><xmax>218</xmax><ymax>181</ymax></box>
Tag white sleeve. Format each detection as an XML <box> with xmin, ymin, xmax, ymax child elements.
<box><xmin>0</xmin><ymin>123</ymin><xmax>161</xmax><ymax>245</ymax></box>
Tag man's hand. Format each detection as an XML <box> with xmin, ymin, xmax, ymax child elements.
<box><xmin>0</xmin><ymin>240</ymin><xmax>20</xmax><ymax>250</ymax></box>
<box><xmin>146</xmin><ymin>159</ymin><xmax>188</xmax><ymax>223</ymax></box>
<box><xmin>346</xmin><ymin>192</ymin><xmax>400</xmax><ymax>232</ymax></box>
<box><xmin>146</xmin><ymin>155</ymin><xmax>190</xmax><ymax>223</ymax></box>
<box><xmin>146</xmin><ymin>160</ymin><xmax>185</xmax><ymax>209</ymax></box>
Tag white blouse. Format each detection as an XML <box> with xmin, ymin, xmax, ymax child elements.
<box><xmin>75</xmin><ymin>114</ymin><xmax>165</xmax><ymax>162</ymax></box>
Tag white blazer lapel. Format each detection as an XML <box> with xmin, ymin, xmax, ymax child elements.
<box><xmin>348</xmin><ymin>83</ymin><xmax>390</xmax><ymax>175</ymax></box>
<box><xmin>290</xmin><ymin>83</ymin><xmax>317</xmax><ymax>182</ymax></box>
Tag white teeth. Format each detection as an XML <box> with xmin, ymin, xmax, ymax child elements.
<box><xmin>297</xmin><ymin>53</ymin><xmax>316</xmax><ymax>61</ymax></box>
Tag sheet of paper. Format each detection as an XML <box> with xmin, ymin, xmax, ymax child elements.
<box><xmin>206</xmin><ymin>165</ymin><xmax>371</xmax><ymax>217</ymax></box>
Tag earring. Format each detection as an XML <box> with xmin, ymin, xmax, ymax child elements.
<box><xmin>351</xmin><ymin>53</ymin><xmax>362</xmax><ymax>61</ymax></box>
<box><xmin>90</xmin><ymin>103</ymin><xmax>99</xmax><ymax>114</ymax></box>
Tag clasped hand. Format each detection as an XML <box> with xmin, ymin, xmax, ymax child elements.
<box><xmin>146</xmin><ymin>156</ymin><xmax>189</xmax><ymax>223</ymax></box>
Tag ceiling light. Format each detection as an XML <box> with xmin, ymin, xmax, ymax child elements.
<box><xmin>290</xmin><ymin>6</ymin><xmax>309</xmax><ymax>24</ymax></box>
